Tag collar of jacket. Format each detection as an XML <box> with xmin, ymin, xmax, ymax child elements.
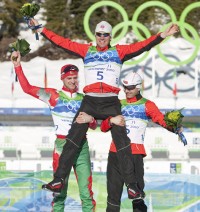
<box><xmin>96</xmin><ymin>44</ymin><xmax>111</xmax><ymax>52</ymax></box>
<box><xmin>127</xmin><ymin>93</ymin><xmax>142</xmax><ymax>103</ymax></box>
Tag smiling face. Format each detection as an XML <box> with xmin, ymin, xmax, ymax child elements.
<box><xmin>62</xmin><ymin>75</ymin><xmax>78</xmax><ymax>90</ymax></box>
<box><xmin>124</xmin><ymin>86</ymin><xmax>140</xmax><ymax>98</ymax></box>
<box><xmin>95</xmin><ymin>32</ymin><xmax>111</xmax><ymax>48</ymax></box>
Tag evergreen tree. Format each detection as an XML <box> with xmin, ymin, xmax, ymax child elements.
<box><xmin>42</xmin><ymin>0</ymin><xmax>74</xmax><ymax>37</ymax></box>
<box><xmin>0</xmin><ymin>0</ymin><xmax>199</xmax><ymax>61</ymax></box>
<box><xmin>0</xmin><ymin>0</ymin><xmax>27</xmax><ymax>39</ymax></box>
<box><xmin>165</xmin><ymin>0</ymin><xmax>200</xmax><ymax>35</ymax></box>
<box><xmin>41</xmin><ymin>0</ymin><xmax>200</xmax><ymax>40</ymax></box>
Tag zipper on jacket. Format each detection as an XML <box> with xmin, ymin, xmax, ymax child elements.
<box><xmin>100</xmin><ymin>82</ymin><xmax>103</xmax><ymax>93</ymax></box>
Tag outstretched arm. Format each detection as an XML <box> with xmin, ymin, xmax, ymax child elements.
<box><xmin>29</xmin><ymin>18</ymin><xmax>43</xmax><ymax>33</ymax></box>
<box><xmin>160</xmin><ymin>24</ymin><xmax>179</xmax><ymax>38</ymax></box>
<box><xmin>29</xmin><ymin>18</ymin><xmax>89</xmax><ymax>58</ymax></box>
<box><xmin>117</xmin><ymin>23</ymin><xmax>179</xmax><ymax>62</ymax></box>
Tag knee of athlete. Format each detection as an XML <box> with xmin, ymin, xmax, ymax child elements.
<box><xmin>107</xmin><ymin>198</ymin><xmax>121</xmax><ymax>206</ymax></box>
<box><xmin>53</xmin><ymin>194</ymin><xmax>67</xmax><ymax>202</ymax></box>
<box><xmin>112</xmin><ymin>124</ymin><xmax>127</xmax><ymax>133</ymax></box>
<box><xmin>132</xmin><ymin>198</ymin><xmax>144</xmax><ymax>204</ymax></box>
<box><xmin>107</xmin><ymin>201</ymin><xmax>121</xmax><ymax>211</ymax></box>
<box><xmin>80</xmin><ymin>195</ymin><xmax>94</xmax><ymax>203</ymax></box>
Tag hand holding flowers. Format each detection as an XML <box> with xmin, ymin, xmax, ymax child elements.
<box><xmin>20</xmin><ymin>3</ymin><xmax>41</xmax><ymax>40</ymax></box>
<box><xmin>8</xmin><ymin>39</ymin><xmax>31</xmax><ymax>61</ymax></box>
<box><xmin>164</xmin><ymin>109</ymin><xmax>187</xmax><ymax>146</ymax></box>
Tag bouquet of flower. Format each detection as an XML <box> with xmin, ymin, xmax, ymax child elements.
<box><xmin>164</xmin><ymin>108</ymin><xmax>187</xmax><ymax>146</ymax></box>
<box><xmin>20</xmin><ymin>3</ymin><xmax>40</xmax><ymax>18</ymax></box>
<box><xmin>9</xmin><ymin>39</ymin><xmax>31</xmax><ymax>60</ymax></box>
<box><xmin>20</xmin><ymin>3</ymin><xmax>41</xmax><ymax>40</ymax></box>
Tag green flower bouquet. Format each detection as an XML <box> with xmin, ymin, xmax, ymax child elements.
<box><xmin>20</xmin><ymin>3</ymin><xmax>41</xmax><ymax>40</ymax></box>
<box><xmin>9</xmin><ymin>39</ymin><xmax>31</xmax><ymax>60</ymax></box>
<box><xmin>20</xmin><ymin>3</ymin><xmax>40</xmax><ymax>18</ymax></box>
<box><xmin>164</xmin><ymin>108</ymin><xmax>187</xmax><ymax>146</ymax></box>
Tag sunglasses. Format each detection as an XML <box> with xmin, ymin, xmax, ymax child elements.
<box><xmin>123</xmin><ymin>84</ymin><xmax>137</xmax><ymax>90</ymax></box>
<box><xmin>96</xmin><ymin>32</ymin><xmax>110</xmax><ymax>37</ymax></box>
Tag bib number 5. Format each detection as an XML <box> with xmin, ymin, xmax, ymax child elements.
<box><xmin>97</xmin><ymin>71</ymin><xmax>103</xmax><ymax>80</ymax></box>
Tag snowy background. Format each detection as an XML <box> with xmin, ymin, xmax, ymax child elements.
<box><xmin>0</xmin><ymin>9</ymin><xmax>200</xmax><ymax>212</ymax></box>
<box><xmin>0</xmin><ymin>11</ymin><xmax>200</xmax><ymax>173</ymax></box>
<box><xmin>1</xmin><ymin>22</ymin><xmax>200</xmax><ymax>109</ymax></box>
<box><xmin>0</xmin><ymin>27</ymin><xmax>200</xmax><ymax>174</ymax></box>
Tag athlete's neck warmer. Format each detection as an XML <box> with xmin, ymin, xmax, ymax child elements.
<box><xmin>62</xmin><ymin>86</ymin><xmax>78</xmax><ymax>94</ymax></box>
<box><xmin>127</xmin><ymin>93</ymin><xmax>142</xmax><ymax>103</ymax></box>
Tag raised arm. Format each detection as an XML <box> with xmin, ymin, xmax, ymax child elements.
<box><xmin>10</xmin><ymin>51</ymin><xmax>58</xmax><ymax>105</ymax></box>
<box><xmin>11</xmin><ymin>51</ymin><xmax>39</xmax><ymax>97</ymax></box>
<box><xmin>30</xmin><ymin>18</ymin><xmax>90</xmax><ymax>58</ymax></box>
<box><xmin>117</xmin><ymin>23</ymin><xmax>179</xmax><ymax>62</ymax></box>
<box><xmin>160</xmin><ymin>24</ymin><xmax>179</xmax><ymax>38</ymax></box>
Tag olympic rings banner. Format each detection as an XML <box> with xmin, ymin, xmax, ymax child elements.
<box><xmin>83</xmin><ymin>1</ymin><xmax>200</xmax><ymax>66</ymax></box>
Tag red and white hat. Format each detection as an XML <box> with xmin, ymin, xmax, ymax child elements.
<box><xmin>60</xmin><ymin>64</ymin><xmax>79</xmax><ymax>80</ymax></box>
<box><xmin>95</xmin><ymin>21</ymin><xmax>112</xmax><ymax>36</ymax></box>
<box><xmin>122</xmin><ymin>72</ymin><xmax>143</xmax><ymax>89</ymax></box>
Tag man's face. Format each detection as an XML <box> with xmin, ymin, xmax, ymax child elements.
<box><xmin>123</xmin><ymin>85</ymin><xmax>140</xmax><ymax>98</ymax></box>
<box><xmin>62</xmin><ymin>75</ymin><xmax>78</xmax><ymax>90</ymax></box>
<box><xmin>95</xmin><ymin>32</ymin><xmax>111</xmax><ymax>48</ymax></box>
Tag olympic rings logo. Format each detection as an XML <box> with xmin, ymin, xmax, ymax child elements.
<box><xmin>121</xmin><ymin>64</ymin><xmax>195</xmax><ymax>94</ymax></box>
<box><xmin>62</xmin><ymin>99</ymin><xmax>81</xmax><ymax>112</ymax></box>
<box><xmin>90</xmin><ymin>50</ymin><xmax>114</xmax><ymax>61</ymax></box>
<box><xmin>84</xmin><ymin>1</ymin><xmax>200</xmax><ymax>66</ymax></box>
<box><xmin>122</xmin><ymin>105</ymin><xmax>141</xmax><ymax>116</ymax></box>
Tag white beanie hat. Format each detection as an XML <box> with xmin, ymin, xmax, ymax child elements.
<box><xmin>122</xmin><ymin>72</ymin><xmax>143</xmax><ymax>89</ymax></box>
<box><xmin>95</xmin><ymin>21</ymin><xmax>112</xmax><ymax>36</ymax></box>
